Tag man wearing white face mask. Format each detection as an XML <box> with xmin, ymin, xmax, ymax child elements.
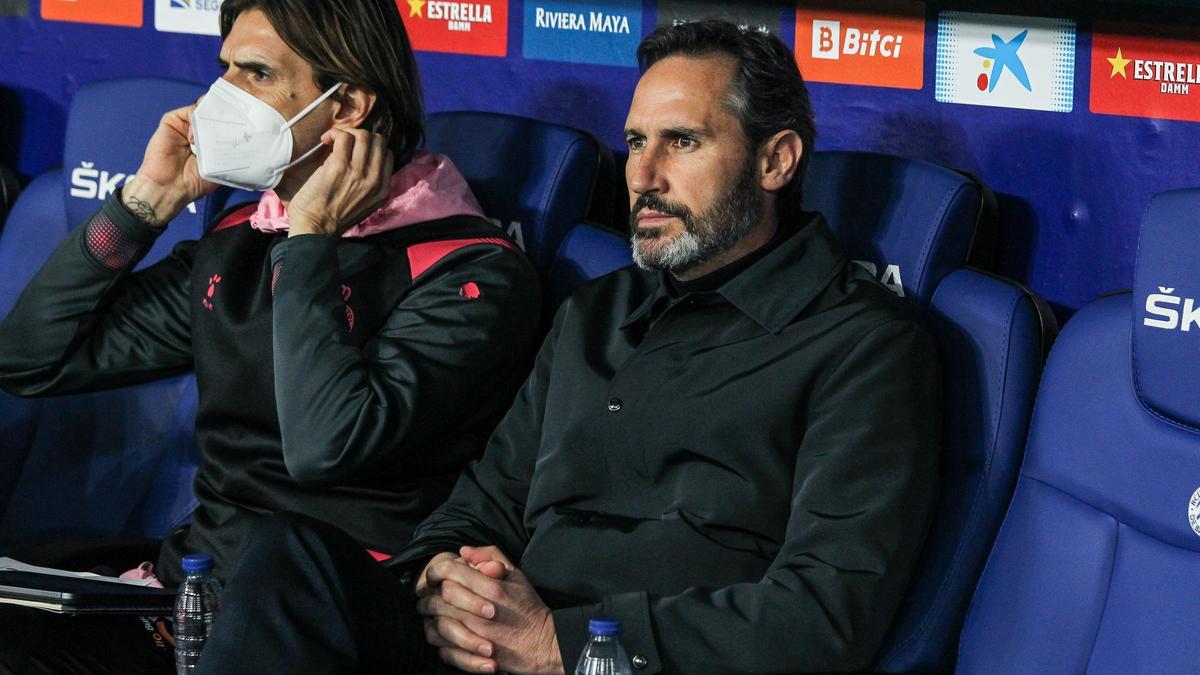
<box><xmin>0</xmin><ymin>1</ymin><xmax>541</xmax><ymax>671</ymax></box>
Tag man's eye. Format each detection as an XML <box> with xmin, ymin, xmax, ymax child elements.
<box><xmin>627</xmin><ymin>137</ymin><xmax>645</xmax><ymax>151</ymax></box>
<box><xmin>674</xmin><ymin>137</ymin><xmax>696</xmax><ymax>149</ymax></box>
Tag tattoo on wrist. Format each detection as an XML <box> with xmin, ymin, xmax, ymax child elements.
<box><xmin>124</xmin><ymin>195</ymin><xmax>161</xmax><ymax>226</ymax></box>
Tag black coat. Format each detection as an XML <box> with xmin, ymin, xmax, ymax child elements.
<box><xmin>393</xmin><ymin>214</ymin><xmax>942</xmax><ymax>673</ymax></box>
<box><xmin>0</xmin><ymin>192</ymin><xmax>542</xmax><ymax>585</ymax></box>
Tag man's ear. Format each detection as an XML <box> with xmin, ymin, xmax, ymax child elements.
<box><xmin>330</xmin><ymin>85</ymin><xmax>377</xmax><ymax>130</ymax></box>
<box><xmin>758</xmin><ymin>129</ymin><xmax>803</xmax><ymax>193</ymax></box>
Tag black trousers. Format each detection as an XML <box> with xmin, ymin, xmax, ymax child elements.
<box><xmin>196</xmin><ymin>512</ymin><xmax>449</xmax><ymax>674</ymax></box>
<box><xmin>0</xmin><ymin>537</ymin><xmax>176</xmax><ymax>675</ymax></box>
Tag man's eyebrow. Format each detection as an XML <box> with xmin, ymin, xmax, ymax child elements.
<box><xmin>623</xmin><ymin>126</ymin><xmax>713</xmax><ymax>139</ymax></box>
<box><xmin>659</xmin><ymin>126</ymin><xmax>712</xmax><ymax>140</ymax></box>
<box><xmin>217</xmin><ymin>57</ymin><xmax>277</xmax><ymax>74</ymax></box>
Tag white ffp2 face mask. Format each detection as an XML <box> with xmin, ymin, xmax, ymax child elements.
<box><xmin>190</xmin><ymin>78</ymin><xmax>343</xmax><ymax>191</ymax></box>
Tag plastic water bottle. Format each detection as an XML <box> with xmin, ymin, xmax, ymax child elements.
<box><xmin>174</xmin><ymin>553</ymin><xmax>221</xmax><ymax>673</ymax></box>
<box><xmin>574</xmin><ymin>618</ymin><xmax>633</xmax><ymax>675</ymax></box>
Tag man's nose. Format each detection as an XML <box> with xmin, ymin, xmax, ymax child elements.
<box><xmin>627</xmin><ymin>148</ymin><xmax>666</xmax><ymax>196</ymax></box>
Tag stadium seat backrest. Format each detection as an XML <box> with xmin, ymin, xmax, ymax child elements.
<box><xmin>958</xmin><ymin>189</ymin><xmax>1200</xmax><ymax>673</ymax></box>
<box><xmin>62</xmin><ymin>78</ymin><xmax>210</xmax><ymax>263</ymax></box>
<box><xmin>0</xmin><ymin>171</ymin><xmax>67</xmax><ymax>320</ymax></box>
<box><xmin>875</xmin><ymin>268</ymin><xmax>1048</xmax><ymax>672</ymax></box>
<box><xmin>0</xmin><ymin>171</ymin><xmax>67</xmax><ymax>519</ymax></box>
<box><xmin>546</xmin><ymin>223</ymin><xmax>631</xmax><ymax>307</ymax></box>
<box><xmin>423</xmin><ymin>111</ymin><xmax>614</xmax><ymax>275</ymax></box>
<box><xmin>803</xmin><ymin>151</ymin><xmax>984</xmax><ymax>308</ymax></box>
<box><xmin>0</xmin><ymin>78</ymin><xmax>207</xmax><ymax>545</ymax></box>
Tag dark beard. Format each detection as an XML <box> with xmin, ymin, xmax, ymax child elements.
<box><xmin>628</xmin><ymin>159</ymin><xmax>762</xmax><ymax>275</ymax></box>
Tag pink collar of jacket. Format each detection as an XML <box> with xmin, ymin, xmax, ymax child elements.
<box><xmin>249</xmin><ymin>151</ymin><xmax>485</xmax><ymax>237</ymax></box>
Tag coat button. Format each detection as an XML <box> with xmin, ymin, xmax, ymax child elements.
<box><xmin>631</xmin><ymin>654</ymin><xmax>648</xmax><ymax>669</ymax></box>
<box><xmin>607</xmin><ymin>398</ymin><xmax>622</xmax><ymax>412</ymax></box>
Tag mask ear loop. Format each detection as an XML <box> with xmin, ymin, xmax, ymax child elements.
<box><xmin>272</xmin><ymin>82</ymin><xmax>346</xmax><ymax>177</ymax></box>
<box><xmin>280</xmin><ymin>82</ymin><xmax>344</xmax><ymax>132</ymax></box>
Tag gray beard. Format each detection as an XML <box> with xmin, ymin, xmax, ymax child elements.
<box><xmin>629</xmin><ymin>161</ymin><xmax>762</xmax><ymax>276</ymax></box>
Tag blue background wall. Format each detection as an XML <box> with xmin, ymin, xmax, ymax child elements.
<box><xmin>2</xmin><ymin>0</ymin><xmax>1199</xmax><ymax>320</ymax></box>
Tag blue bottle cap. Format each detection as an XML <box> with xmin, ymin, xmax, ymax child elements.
<box><xmin>181</xmin><ymin>553</ymin><xmax>214</xmax><ymax>573</ymax></box>
<box><xmin>588</xmin><ymin>618</ymin><xmax>622</xmax><ymax>636</ymax></box>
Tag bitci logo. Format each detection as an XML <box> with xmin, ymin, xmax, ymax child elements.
<box><xmin>41</xmin><ymin>0</ymin><xmax>142</xmax><ymax>27</ymax></box>
<box><xmin>811</xmin><ymin>20</ymin><xmax>906</xmax><ymax>61</ymax></box>
<box><xmin>398</xmin><ymin>0</ymin><xmax>508</xmax><ymax>57</ymax></box>
<box><xmin>794</xmin><ymin>1</ymin><xmax>925</xmax><ymax>90</ymax></box>
<box><xmin>935</xmin><ymin>11</ymin><xmax>1075</xmax><ymax>113</ymax></box>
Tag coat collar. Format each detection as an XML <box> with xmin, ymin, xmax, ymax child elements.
<box><xmin>620</xmin><ymin>212</ymin><xmax>847</xmax><ymax>334</ymax></box>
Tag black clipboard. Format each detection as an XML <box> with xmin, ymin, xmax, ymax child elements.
<box><xmin>0</xmin><ymin>570</ymin><xmax>176</xmax><ymax>615</ymax></box>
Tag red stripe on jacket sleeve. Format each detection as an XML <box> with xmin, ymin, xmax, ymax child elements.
<box><xmin>212</xmin><ymin>204</ymin><xmax>258</xmax><ymax>233</ymax></box>
<box><xmin>406</xmin><ymin>237</ymin><xmax>517</xmax><ymax>281</ymax></box>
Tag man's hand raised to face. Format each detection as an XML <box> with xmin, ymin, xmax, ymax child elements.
<box><xmin>286</xmin><ymin>128</ymin><xmax>392</xmax><ymax>238</ymax></box>
<box><xmin>125</xmin><ymin>100</ymin><xmax>218</xmax><ymax>227</ymax></box>
<box><xmin>416</xmin><ymin>546</ymin><xmax>564</xmax><ymax>675</ymax></box>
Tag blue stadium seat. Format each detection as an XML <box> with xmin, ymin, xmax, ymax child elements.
<box><xmin>957</xmin><ymin>189</ymin><xmax>1200</xmax><ymax>673</ymax></box>
<box><xmin>0</xmin><ymin>78</ymin><xmax>209</xmax><ymax>546</ymax></box>
<box><xmin>0</xmin><ymin>171</ymin><xmax>63</xmax><ymax>519</ymax></box>
<box><xmin>0</xmin><ymin>171</ymin><xmax>65</xmax><ymax>320</ymax></box>
<box><xmin>804</xmin><ymin>150</ymin><xmax>991</xmax><ymax>307</ymax></box>
<box><xmin>880</xmin><ymin>268</ymin><xmax>1049</xmax><ymax>672</ymax></box>
<box><xmin>804</xmin><ymin>150</ymin><xmax>1054</xmax><ymax>671</ymax></box>
<box><xmin>423</xmin><ymin>111</ymin><xmax>614</xmax><ymax>276</ymax></box>
<box><xmin>546</xmin><ymin>223</ymin><xmax>631</xmax><ymax>307</ymax></box>
<box><xmin>61</xmin><ymin>79</ymin><xmax>211</xmax><ymax>265</ymax></box>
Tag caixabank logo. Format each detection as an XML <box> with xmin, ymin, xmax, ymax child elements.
<box><xmin>155</xmin><ymin>0</ymin><xmax>223</xmax><ymax>36</ymax></box>
<box><xmin>523</xmin><ymin>0</ymin><xmax>641</xmax><ymax>67</ymax></box>
<box><xmin>399</xmin><ymin>0</ymin><xmax>507</xmax><ymax>57</ymax></box>
<box><xmin>1092</xmin><ymin>22</ymin><xmax>1200</xmax><ymax>124</ymax></box>
<box><xmin>42</xmin><ymin>0</ymin><xmax>142</xmax><ymax>27</ymax></box>
<box><xmin>795</xmin><ymin>1</ymin><xmax>925</xmax><ymax>90</ymax></box>
<box><xmin>935</xmin><ymin>11</ymin><xmax>1075</xmax><ymax>113</ymax></box>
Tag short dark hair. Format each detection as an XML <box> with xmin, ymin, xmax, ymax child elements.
<box><xmin>220</xmin><ymin>0</ymin><xmax>424</xmax><ymax>167</ymax></box>
<box><xmin>637</xmin><ymin>19</ymin><xmax>817</xmax><ymax>213</ymax></box>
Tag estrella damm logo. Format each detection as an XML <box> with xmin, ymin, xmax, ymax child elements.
<box><xmin>42</xmin><ymin>0</ymin><xmax>142</xmax><ymax>27</ymax></box>
<box><xmin>398</xmin><ymin>0</ymin><xmax>508</xmax><ymax>57</ymax></box>
<box><xmin>1091</xmin><ymin>21</ymin><xmax>1200</xmax><ymax>124</ymax></box>
<box><xmin>794</xmin><ymin>0</ymin><xmax>925</xmax><ymax>90</ymax></box>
